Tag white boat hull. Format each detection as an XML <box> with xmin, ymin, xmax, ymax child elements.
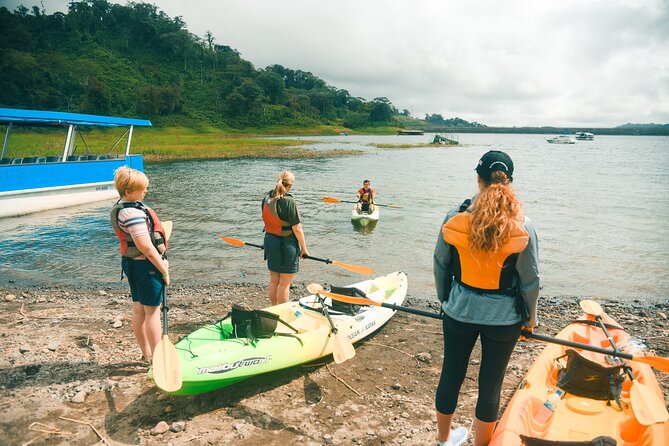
<box><xmin>0</xmin><ymin>182</ymin><xmax>118</xmax><ymax>218</ymax></box>
<box><xmin>351</xmin><ymin>205</ymin><xmax>380</xmax><ymax>226</ymax></box>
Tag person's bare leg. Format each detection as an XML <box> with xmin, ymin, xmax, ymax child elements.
<box><xmin>268</xmin><ymin>271</ymin><xmax>280</xmax><ymax>305</ymax></box>
<box><xmin>144</xmin><ymin>304</ymin><xmax>162</xmax><ymax>357</ymax></box>
<box><xmin>473</xmin><ymin>418</ymin><xmax>496</xmax><ymax>446</ymax></box>
<box><xmin>436</xmin><ymin>411</ymin><xmax>454</xmax><ymax>442</ymax></box>
<box><xmin>131</xmin><ymin>301</ymin><xmax>151</xmax><ymax>359</ymax></box>
<box><xmin>276</xmin><ymin>273</ymin><xmax>295</xmax><ymax>304</ymax></box>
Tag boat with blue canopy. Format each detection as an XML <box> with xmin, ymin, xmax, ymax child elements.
<box><xmin>0</xmin><ymin>108</ymin><xmax>151</xmax><ymax>218</ymax></box>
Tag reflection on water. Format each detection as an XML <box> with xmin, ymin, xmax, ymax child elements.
<box><xmin>351</xmin><ymin>220</ymin><xmax>378</xmax><ymax>234</ymax></box>
<box><xmin>1</xmin><ymin>133</ymin><xmax>668</xmax><ymax>302</ymax></box>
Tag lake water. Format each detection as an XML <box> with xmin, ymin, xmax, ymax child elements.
<box><xmin>1</xmin><ymin>133</ymin><xmax>668</xmax><ymax>302</ymax></box>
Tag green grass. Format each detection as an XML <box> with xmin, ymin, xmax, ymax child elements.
<box><xmin>3</xmin><ymin>127</ymin><xmax>363</xmax><ymax>161</ymax></box>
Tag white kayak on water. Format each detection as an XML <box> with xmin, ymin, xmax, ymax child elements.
<box><xmin>351</xmin><ymin>205</ymin><xmax>380</xmax><ymax>226</ymax></box>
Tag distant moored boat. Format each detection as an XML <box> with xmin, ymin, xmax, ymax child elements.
<box><xmin>575</xmin><ymin>131</ymin><xmax>594</xmax><ymax>140</ymax></box>
<box><xmin>546</xmin><ymin>135</ymin><xmax>576</xmax><ymax>144</ymax></box>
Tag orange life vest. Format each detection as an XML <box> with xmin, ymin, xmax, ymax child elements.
<box><xmin>110</xmin><ymin>201</ymin><xmax>168</xmax><ymax>258</ymax></box>
<box><xmin>442</xmin><ymin>210</ymin><xmax>528</xmax><ymax>294</ymax></box>
<box><xmin>358</xmin><ymin>187</ymin><xmax>375</xmax><ymax>203</ymax></box>
<box><xmin>262</xmin><ymin>192</ymin><xmax>293</xmax><ymax>237</ymax></box>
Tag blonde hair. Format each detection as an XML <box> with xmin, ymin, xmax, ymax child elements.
<box><xmin>114</xmin><ymin>166</ymin><xmax>149</xmax><ymax>197</ymax></box>
<box><xmin>272</xmin><ymin>170</ymin><xmax>295</xmax><ymax>198</ymax></box>
<box><xmin>469</xmin><ymin>171</ymin><xmax>524</xmax><ymax>252</ymax></box>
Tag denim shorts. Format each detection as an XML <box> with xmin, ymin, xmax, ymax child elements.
<box><xmin>121</xmin><ymin>258</ymin><xmax>164</xmax><ymax>307</ymax></box>
<box><xmin>264</xmin><ymin>233</ymin><xmax>300</xmax><ymax>274</ymax></box>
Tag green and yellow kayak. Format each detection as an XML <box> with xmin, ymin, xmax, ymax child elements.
<box><xmin>153</xmin><ymin>271</ymin><xmax>407</xmax><ymax>395</ymax></box>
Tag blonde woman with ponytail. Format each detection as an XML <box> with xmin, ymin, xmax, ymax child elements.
<box><xmin>261</xmin><ymin>170</ymin><xmax>309</xmax><ymax>304</ymax></box>
<box><xmin>433</xmin><ymin>151</ymin><xmax>540</xmax><ymax>446</ymax></box>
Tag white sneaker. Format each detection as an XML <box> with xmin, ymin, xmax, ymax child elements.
<box><xmin>438</xmin><ymin>426</ymin><xmax>468</xmax><ymax>446</ymax></box>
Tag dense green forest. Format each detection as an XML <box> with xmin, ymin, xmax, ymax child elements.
<box><xmin>1</xmin><ymin>1</ymin><xmax>666</xmax><ymax>135</ymax></box>
<box><xmin>0</xmin><ymin>0</ymin><xmax>410</xmax><ymax>129</ymax></box>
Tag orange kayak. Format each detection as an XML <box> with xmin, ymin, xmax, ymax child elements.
<box><xmin>490</xmin><ymin>311</ymin><xmax>669</xmax><ymax>445</ymax></box>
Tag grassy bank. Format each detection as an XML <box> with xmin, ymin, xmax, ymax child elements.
<box><xmin>3</xmin><ymin>126</ymin><xmax>364</xmax><ymax>161</ymax></box>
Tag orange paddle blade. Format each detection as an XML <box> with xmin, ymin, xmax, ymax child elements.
<box><xmin>152</xmin><ymin>335</ymin><xmax>182</xmax><ymax>392</ymax></box>
<box><xmin>331</xmin><ymin>260</ymin><xmax>374</xmax><ymax>275</ymax></box>
<box><xmin>219</xmin><ymin>235</ymin><xmax>245</xmax><ymax>247</ymax></box>
<box><xmin>632</xmin><ymin>354</ymin><xmax>669</xmax><ymax>374</ymax></box>
<box><xmin>322</xmin><ymin>196</ymin><xmax>342</xmax><ymax>204</ymax></box>
<box><xmin>630</xmin><ymin>380</ymin><xmax>669</xmax><ymax>425</ymax></box>
<box><xmin>316</xmin><ymin>288</ymin><xmax>381</xmax><ymax>307</ymax></box>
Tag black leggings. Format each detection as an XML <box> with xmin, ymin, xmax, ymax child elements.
<box><xmin>435</xmin><ymin>315</ymin><xmax>522</xmax><ymax>422</ymax></box>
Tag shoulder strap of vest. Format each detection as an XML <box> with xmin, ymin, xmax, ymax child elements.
<box><xmin>458</xmin><ymin>198</ymin><xmax>472</xmax><ymax>212</ymax></box>
<box><xmin>120</xmin><ymin>201</ymin><xmax>159</xmax><ymax>247</ymax></box>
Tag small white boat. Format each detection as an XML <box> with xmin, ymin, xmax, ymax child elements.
<box><xmin>351</xmin><ymin>205</ymin><xmax>380</xmax><ymax>227</ymax></box>
<box><xmin>575</xmin><ymin>131</ymin><xmax>594</xmax><ymax>140</ymax></box>
<box><xmin>546</xmin><ymin>135</ymin><xmax>576</xmax><ymax>144</ymax></box>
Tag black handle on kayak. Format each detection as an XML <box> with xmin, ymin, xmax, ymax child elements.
<box><xmin>523</xmin><ymin>330</ymin><xmax>635</xmax><ymax>361</ymax></box>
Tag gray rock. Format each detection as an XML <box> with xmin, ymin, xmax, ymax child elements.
<box><xmin>416</xmin><ymin>352</ymin><xmax>432</xmax><ymax>363</ymax></box>
<box><xmin>170</xmin><ymin>421</ymin><xmax>186</xmax><ymax>432</ymax></box>
<box><xmin>151</xmin><ymin>421</ymin><xmax>170</xmax><ymax>435</ymax></box>
<box><xmin>112</xmin><ymin>320</ymin><xmax>123</xmax><ymax>328</ymax></box>
<box><xmin>47</xmin><ymin>340</ymin><xmax>61</xmax><ymax>352</ymax></box>
<box><xmin>71</xmin><ymin>391</ymin><xmax>86</xmax><ymax>403</ymax></box>
<box><xmin>4</xmin><ymin>294</ymin><xmax>16</xmax><ymax>302</ymax></box>
<box><xmin>19</xmin><ymin>345</ymin><xmax>31</xmax><ymax>354</ymax></box>
<box><xmin>401</xmin><ymin>412</ymin><xmax>410</xmax><ymax>419</ymax></box>
<box><xmin>99</xmin><ymin>290</ymin><xmax>108</xmax><ymax>296</ymax></box>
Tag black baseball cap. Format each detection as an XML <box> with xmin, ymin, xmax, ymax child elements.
<box><xmin>475</xmin><ymin>150</ymin><xmax>514</xmax><ymax>182</ymax></box>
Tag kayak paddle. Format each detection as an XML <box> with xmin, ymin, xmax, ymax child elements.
<box><xmin>306</xmin><ymin>283</ymin><xmax>355</xmax><ymax>363</ymax></box>
<box><xmin>219</xmin><ymin>236</ymin><xmax>374</xmax><ymax>275</ymax></box>
<box><xmin>152</xmin><ymin>287</ymin><xmax>182</xmax><ymax>392</ymax></box>
<box><xmin>579</xmin><ymin>300</ymin><xmax>668</xmax><ymax>425</ymax></box>
<box><xmin>322</xmin><ymin>196</ymin><xmax>402</xmax><ymax>209</ymax></box>
<box><xmin>522</xmin><ymin>331</ymin><xmax>669</xmax><ymax>374</ymax></box>
<box><xmin>318</xmin><ymin>288</ymin><xmax>669</xmax><ymax>375</ymax></box>
<box><xmin>312</xmin><ymin>285</ymin><xmax>443</xmax><ymax>320</ymax></box>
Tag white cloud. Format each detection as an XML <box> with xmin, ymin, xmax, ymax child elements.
<box><xmin>5</xmin><ymin>0</ymin><xmax>668</xmax><ymax>126</ymax></box>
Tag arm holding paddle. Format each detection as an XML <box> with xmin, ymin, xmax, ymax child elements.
<box><xmin>133</xmin><ymin>234</ymin><xmax>170</xmax><ymax>285</ymax></box>
<box><xmin>291</xmin><ymin>222</ymin><xmax>310</xmax><ymax>259</ymax></box>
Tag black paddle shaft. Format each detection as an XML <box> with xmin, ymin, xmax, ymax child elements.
<box><xmin>161</xmin><ymin>287</ymin><xmax>169</xmax><ymax>336</ymax></box>
<box><xmin>381</xmin><ymin>302</ymin><xmax>443</xmax><ymax>320</ymax></box>
<box><xmin>594</xmin><ymin>314</ymin><xmax>635</xmax><ymax>380</ymax></box>
<box><xmin>525</xmin><ymin>331</ymin><xmax>636</xmax><ymax>361</ymax></box>
<box><xmin>244</xmin><ymin>241</ymin><xmax>333</xmax><ymax>264</ymax></box>
<box><xmin>319</xmin><ymin>296</ymin><xmax>339</xmax><ymax>334</ymax></box>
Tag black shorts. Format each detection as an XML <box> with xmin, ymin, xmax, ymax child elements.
<box><xmin>121</xmin><ymin>258</ymin><xmax>165</xmax><ymax>307</ymax></box>
<box><xmin>264</xmin><ymin>233</ymin><xmax>300</xmax><ymax>274</ymax></box>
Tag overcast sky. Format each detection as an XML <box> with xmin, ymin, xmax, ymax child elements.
<box><xmin>5</xmin><ymin>0</ymin><xmax>669</xmax><ymax>127</ymax></box>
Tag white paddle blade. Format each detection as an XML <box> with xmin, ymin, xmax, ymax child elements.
<box><xmin>152</xmin><ymin>335</ymin><xmax>183</xmax><ymax>392</ymax></box>
<box><xmin>307</xmin><ymin>283</ymin><xmax>324</xmax><ymax>294</ymax></box>
<box><xmin>332</xmin><ymin>331</ymin><xmax>356</xmax><ymax>364</ymax></box>
<box><xmin>630</xmin><ymin>381</ymin><xmax>669</xmax><ymax>425</ymax></box>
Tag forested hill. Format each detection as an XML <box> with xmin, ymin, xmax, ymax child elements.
<box><xmin>0</xmin><ymin>0</ymin><xmax>401</xmax><ymax>129</ymax></box>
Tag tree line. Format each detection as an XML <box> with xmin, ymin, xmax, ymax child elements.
<box><xmin>0</xmin><ymin>0</ymin><xmax>405</xmax><ymax>129</ymax></box>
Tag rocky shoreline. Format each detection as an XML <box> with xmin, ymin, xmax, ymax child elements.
<box><xmin>1</xmin><ymin>283</ymin><xmax>668</xmax><ymax>446</ymax></box>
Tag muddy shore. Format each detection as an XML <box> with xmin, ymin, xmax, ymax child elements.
<box><xmin>1</xmin><ymin>283</ymin><xmax>667</xmax><ymax>446</ymax></box>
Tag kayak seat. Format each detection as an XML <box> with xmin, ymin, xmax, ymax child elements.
<box><xmin>519</xmin><ymin>434</ymin><xmax>617</xmax><ymax>445</ymax></box>
<box><xmin>329</xmin><ymin>285</ymin><xmax>366</xmax><ymax>315</ymax></box>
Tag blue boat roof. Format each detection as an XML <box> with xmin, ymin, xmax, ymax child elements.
<box><xmin>0</xmin><ymin>108</ymin><xmax>152</xmax><ymax>127</ymax></box>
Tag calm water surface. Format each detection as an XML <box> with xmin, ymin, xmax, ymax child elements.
<box><xmin>1</xmin><ymin>133</ymin><xmax>667</xmax><ymax>301</ymax></box>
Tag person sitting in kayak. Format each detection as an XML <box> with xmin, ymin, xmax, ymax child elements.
<box><xmin>110</xmin><ymin>166</ymin><xmax>171</xmax><ymax>363</ymax></box>
<box><xmin>262</xmin><ymin>170</ymin><xmax>310</xmax><ymax>305</ymax></box>
<box><xmin>432</xmin><ymin>150</ymin><xmax>540</xmax><ymax>446</ymax></box>
<box><xmin>355</xmin><ymin>179</ymin><xmax>375</xmax><ymax>213</ymax></box>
